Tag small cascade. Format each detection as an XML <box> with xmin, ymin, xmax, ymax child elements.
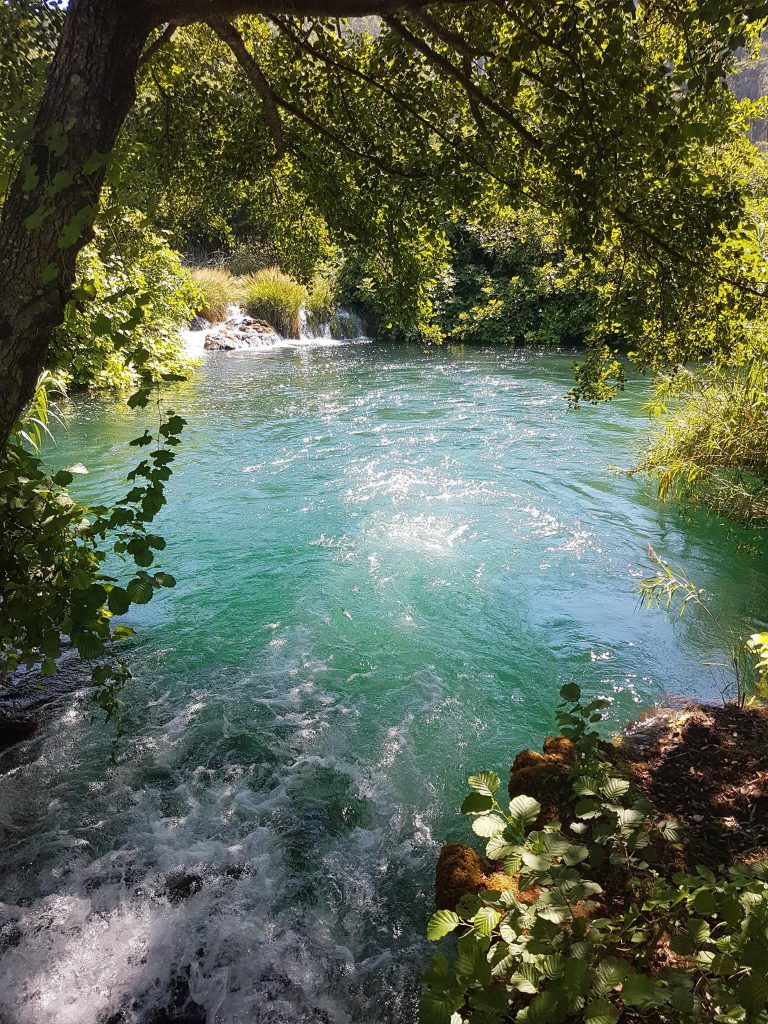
<box><xmin>298</xmin><ymin>306</ymin><xmax>331</xmax><ymax>341</ymax></box>
<box><xmin>299</xmin><ymin>304</ymin><xmax>365</xmax><ymax>341</ymax></box>
<box><xmin>182</xmin><ymin>305</ymin><xmax>368</xmax><ymax>356</ymax></box>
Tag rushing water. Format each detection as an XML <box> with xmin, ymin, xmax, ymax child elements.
<box><xmin>1</xmin><ymin>343</ymin><xmax>766</xmax><ymax>1024</ymax></box>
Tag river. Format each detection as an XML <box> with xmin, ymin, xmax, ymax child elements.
<box><xmin>1</xmin><ymin>342</ymin><xmax>765</xmax><ymax>1024</ymax></box>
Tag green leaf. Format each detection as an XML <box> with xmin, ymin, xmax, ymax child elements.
<box><xmin>560</xmin><ymin>683</ymin><xmax>581</xmax><ymax>702</ymax></box>
<box><xmin>737</xmin><ymin>974</ymin><xmax>768</xmax><ymax>1016</ymax></box>
<box><xmin>107</xmin><ymin>586</ymin><xmax>130</xmax><ymax>615</ymax></box>
<box><xmin>461</xmin><ymin>792</ymin><xmax>494</xmax><ymax>814</ymax></box>
<box><xmin>419</xmin><ymin>988</ymin><xmax>463</xmax><ymax>1024</ymax></box>
<box><xmin>694</xmin><ymin>889</ymin><xmax>718</xmax><ymax>915</ymax></box>
<box><xmin>527</xmin><ymin>989</ymin><xmax>560</xmax><ymax>1024</ymax></box>
<box><xmin>508</xmin><ymin>795</ymin><xmax>541</xmax><ymax>826</ymax></box>
<box><xmin>620</xmin><ymin>973</ymin><xmax>658</xmax><ymax>1006</ymax></box>
<box><xmin>486</xmin><ymin>834</ymin><xmax>517</xmax><ymax>860</ymax></box>
<box><xmin>472</xmin><ymin>906</ymin><xmax>501</xmax><ymax>936</ymax></box>
<box><xmin>561</xmin><ymin>843</ymin><xmax>589</xmax><ymax>866</ymax></box>
<box><xmin>601</xmin><ymin>777</ymin><xmax>630</xmax><ymax>800</ymax></box>
<box><xmin>593</xmin><ymin>958</ymin><xmax>629</xmax><ymax>996</ymax></box>
<box><xmin>112</xmin><ymin>626</ymin><xmax>136</xmax><ymax>640</ymax></box>
<box><xmin>75</xmin><ymin>634</ymin><xmax>105</xmax><ymax>660</ymax></box>
<box><xmin>574</xmin><ymin>776</ymin><xmax>600</xmax><ymax>796</ymax></box>
<box><xmin>126</xmin><ymin>577</ymin><xmax>153</xmax><ymax>605</ymax></box>
<box><xmin>472</xmin><ymin>813</ymin><xmax>507</xmax><ymax>838</ymax></box>
<box><xmin>426</xmin><ymin>910</ymin><xmax>461</xmax><ymax>941</ymax></box>
<box><xmin>585</xmin><ymin>999</ymin><xmax>619</xmax><ymax>1024</ymax></box>
<box><xmin>687</xmin><ymin>919</ymin><xmax>710</xmax><ymax>944</ymax></box>
<box><xmin>509</xmin><ymin>966</ymin><xmax>538</xmax><ymax>994</ymax></box>
<box><xmin>467</xmin><ymin>771</ymin><xmax>500</xmax><ymax>797</ymax></box>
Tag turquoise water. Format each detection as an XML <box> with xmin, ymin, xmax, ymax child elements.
<box><xmin>1</xmin><ymin>342</ymin><xmax>766</xmax><ymax>1024</ymax></box>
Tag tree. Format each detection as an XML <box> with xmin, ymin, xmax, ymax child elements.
<box><xmin>3</xmin><ymin>0</ymin><xmax>768</xmax><ymax>442</ymax></box>
<box><xmin>0</xmin><ymin>0</ymin><xmax>434</xmax><ymax>443</ymax></box>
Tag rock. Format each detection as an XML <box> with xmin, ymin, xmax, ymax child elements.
<box><xmin>0</xmin><ymin>713</ymin><xmax>38</xmax><ymax>750</ymax></box>
<box><xmin>434</xmin><ymin>843</ymin><xmax>535</xmax><ymax>911</ymax></box>
<box><xmin>507</xmin><ymin>736</ymin><xmax>576</xmax><ymax>825</ymax></box>
<box><xmin>202</xmin><ymin>313</ymin><xmax>281</xmax><ymax>351</ymax></box>
<box><xmin>0</xmin><ymin>642</ymin><xmax>90</xmax><ymax>752</ymax></box>
<box><xmin>435</xmin><ymin>843</ymin><xmax>489</xmax><ymax>910</ymax></box>
<box><xmin>189</xmin><ymin>314</ymin><xmax>211</xmax><ymax>331</ymax></box>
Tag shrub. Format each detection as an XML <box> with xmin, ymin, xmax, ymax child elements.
<box><xmin>226</xmin><ymin>240</ymin><xmax>279</xmax><ymax>277</ymax></box>
<box><xmin>633</xmin><ymin>364</ymin><xmax>768</xmax><ymax>523</ymax></box>
<box><xmin>241</xmin><ymin>267</ymin><xmax>307</xmax><ymax>338</ymax></box>
<box><xmin>51</xmin><ymin>209</ymin><xmax>198</xmax><ymax>391</ymax></box>
<box><xmin>189</xmin><ymin>266</ymin><xmax>241</xmax><ymax>323</ymax></box>
<box><xmin>421</xmin><ymin>684</ymin><xmax>768</xmax><ymax>1024</ymax></box>
<box><xmin>0</xmin><ymin>373</ymin><xmax>182</xmax><ymax>722</ymax></box>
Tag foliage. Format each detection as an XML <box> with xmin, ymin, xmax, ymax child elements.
<box><xmin>436</xmin><ymin>213</ymin><xmax>595</xmax><ymax>347</ymax></box>
<box><xmin>241</xmin><ymin>266</ymin><xmax>307</xmax><ymax>337</ymax></box>
<box><xmin>189</xmin><ymin>266</ymin><xmax>242</xmax><ymax>323</ymax></box>
<box><xmin>226</xmin><ymin>239</ymin><xmax>280</xmax><ymax>276</ymax></box>
<box><xmin>306</xmin><ymin>271</ymin><xmax>338</xmax><ymax>324</ymax></box>
<box><xmin>0</xmin><ymin>373</ymin><xmax>185</xmax><ymax>721</ymax></box>
<box><xmin>748</xmin><ymin>632</ymin><xmax>768</xmax><ymax>692</ymax></box>
<box><xmin>421</xmin><ymin>683</ymin><xmax>768</xmax><ymax>1024</ymax></box>
<box><xmin>633</xmin><ymin>364</ymin><xmax>768</xmax><ymax>523</ymax></box>
<box><xmin>0</xmin><ymin>0</ymin><xmax>62</xmax><ymax>196</ymax></box>
<box><xmin>103</xmin><ymin>4</ymin><xmax>768</xmax><ymax>364</ymax></box>
<box><xmin>638</xmin><ymin>546</ymin><xmax>761</xmax><ymax>706</ymax></box>
<box><xmin>49</xmin><ymin>209</ymin><xmax>199</xmax><ymax>391</ymax></box>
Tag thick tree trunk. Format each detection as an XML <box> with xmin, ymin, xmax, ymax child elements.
<box><xmin>0</xmin><ymin>0</ymin><xmax>153</xmax><ymax>443</ymax></box>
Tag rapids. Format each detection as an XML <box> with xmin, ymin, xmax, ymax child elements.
<box><xmin>1</xmin><ymin>343</ymin><xmax>765</xmax><ymax>1024</ymax></box>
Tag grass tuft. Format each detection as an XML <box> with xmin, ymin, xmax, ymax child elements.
<box><xmin>189</xmin><ymin>267</ymin><xmax>241</xmax><ymax>323</ymax></box>
<box><xmin>241</xmin><ymin>268</ymin><xmax>307</xmax><ymax>338</ymax></box>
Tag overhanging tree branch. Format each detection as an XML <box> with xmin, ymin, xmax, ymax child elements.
<box><xmin>208</xmin><ymin>16</ymin><xmax>287</xmax><ymax>158</ymax></box>
<box><xmin>212</xmin><ymin>17</ymin><xmax>424</xmax><ymax>177</ymax></box>
<box><xmin>147</xmin><ymin>0</ymin><xmax>447</xmax><ymax>28</ymax></box>
<box><xmin>384</xmin><ymin>14</ymin><xmax>543</xmax><ymax>152</ymax></box>
<box><xmin>138</xmin><ymin>24</ymin><xmax>178</xmax><ymax>67</ymax></box>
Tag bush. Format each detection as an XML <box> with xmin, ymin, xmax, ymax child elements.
<box><xmin>0</xmin><ymin>374</ymin><xmax>182</xmax><ymax>722</ymax></box>
<box><xmin>421</xmin><ymin>684</ymin><xmax>768</xmax><ymax>1024</ymax></box>
<box><xmin>226</xmin><ymin>240</ymin><xmax>279</xmax><ymax>277</ymax></box>
<box><xmin>50</xmin><ymin>209</ymin><xmax>198</xmax><ymax>391</ymax></box>
<box><xmin>189</xmin><ymin>266</ymin><xmax>241</xmax><ymax>323</ymax></box>
<box><xmin>436</xmin><ymin>213</ymin><xmax>595</xmax><ymax>347</ymax></box>
<box><xmin>241</xmin><ymin>267</ymin><xmax>307</xmax><ymax>338</ymax></box>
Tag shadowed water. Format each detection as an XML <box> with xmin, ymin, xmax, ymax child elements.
<box><xmin>1</xmin><ymin>343</ymin><xmax>765</xmax><ymax>1024</ymax></box>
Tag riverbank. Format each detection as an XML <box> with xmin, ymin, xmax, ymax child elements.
<box><xmin>437</xmin><ymin>700</ymin><xmax>768</xmax><ymax>914</ymax></box>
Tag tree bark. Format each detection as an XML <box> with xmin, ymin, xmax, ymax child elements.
<box><xmin>0</xmin><ymin>0</ymin><xmax>153</xmax><ymax>443</ymax></box>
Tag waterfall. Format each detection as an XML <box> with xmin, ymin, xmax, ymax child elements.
<box><xmin>298</xmin><ymin>305</ymin><xmax>365</xmax><ymax>341</ymax></box>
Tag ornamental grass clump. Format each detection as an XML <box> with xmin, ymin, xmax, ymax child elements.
<box><xmin>241</xmin><ymin>267</ymin><xmax>307</xmax><ymax>338</ymax></box>
<box><xmin>189</xmin><ymin>267</ymin><xmax>241</xmax><ymax>323</ymax></box>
